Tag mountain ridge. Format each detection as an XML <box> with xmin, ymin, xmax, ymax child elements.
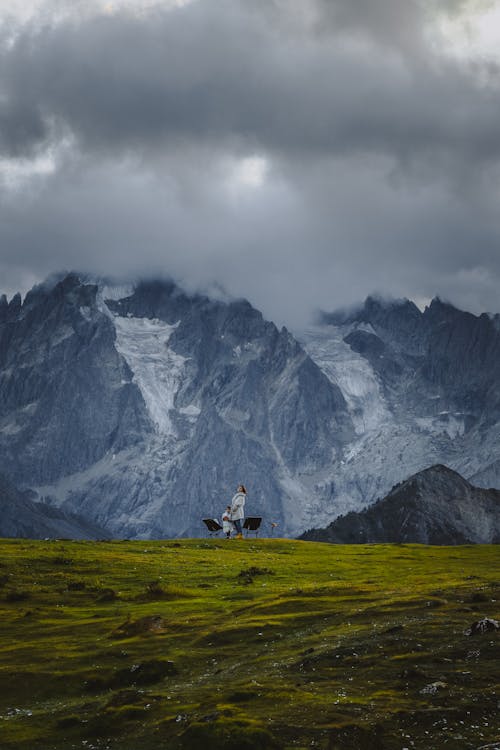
<box><xmin>301</xmin><ymin>464</ymin><xmax>500</xmax><ymax>544</ymax></box>
<box><xmin>3</xmin><ymin>272</ymin><xmax>500</xmax><ymax>539</ymax></box>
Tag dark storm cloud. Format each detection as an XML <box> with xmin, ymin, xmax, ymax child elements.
<box><xmin>1</xmin><ymin>0</ymin><xmax>500</xmax><ymax>166</ymax></box>
<box><xmin>1</xmin><ymin>0</ymin><xmax>500</xmax><ymax>325</ymax></box>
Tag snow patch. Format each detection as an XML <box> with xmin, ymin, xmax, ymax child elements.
<box><xmin>179</xmin><ymin>404</ymin><xmax>201</xmax><ymax>420</ymax></box>
<box><xmin>300</xmin><ymin>326</ymin><xmax>392</xmax><ymax>435</ymax></box>
<box><xmin>101</xmin><ymin>283</ymin><xmax>135</xmax><ymax>301</ymax></box>
<box><xmin>113</xmin><ymin>316</ymin><xmax>186</xmax><ymax>435</ymax></box>
<box><xmin>416</xmin><ymin>414</ymin><xmax>465</xmax><ymax>440</ymax></box>
<box><xmin>79</xmin><ymin>305</ymin><xmax>92</xmax><ymax>321</ymax></box>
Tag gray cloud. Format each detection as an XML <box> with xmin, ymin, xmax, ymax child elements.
<box><xmin>2</xmin><ymin>1</ymin><xmax>500</xmax><ymax>165</ymax></box>
<box><xmin>1</xmin><ymin>0</ymin><xmax>500</xmax><ymax>326</ymax></box>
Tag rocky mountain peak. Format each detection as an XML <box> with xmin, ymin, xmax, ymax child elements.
<box><xmin>301</xmin><ymin>464</ymin><xmax>500</xmax><ymax>544</ymax></box>
<box><xmin>409</xmin><ymin>463</ymin><xmax>470</xmax><ymax>489</ymax></box>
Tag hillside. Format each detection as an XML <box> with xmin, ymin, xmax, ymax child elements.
<box><xmin>301</xmin><ymin>465</ymin><xmax>500</xmax><ymax>545</ymax></box>
<box><xmin>0</xmin><ymin>538</ymin><xmax>499</xmax><ymax>749</ymax></box>
<box><xmin>0</xmin><ymin>473</ymin><xmax>109</xmax><ymax>540</ymax></box>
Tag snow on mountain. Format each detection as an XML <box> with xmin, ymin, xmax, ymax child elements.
<box><xmin>300</xmin><ymin>324</ymin><xmax>392</xmax><ymax>435</ymax></box>
<box><xmin>3</xmin><ymin>275</ymin><xmax>500</xmax><ymax>540</ymax></box>
<box><xmin>1</xmin><ymin>274</ymin><xmax>354</xmax><ymax>538</ymax></box>
<box><xmin>297</xmin><ymin>295</ymin><xmax>500</xmax><ymax>529</ymax></box>
<box><xmin>114</xmin><ymin>316</ymin><xmax>189</xmax><ymax>435</ymax></box>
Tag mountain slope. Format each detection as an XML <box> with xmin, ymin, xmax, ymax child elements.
<box><xmin>0</xmin><ymin>274</ymin><xmax>353</xmax><ymax>538</ymax></box>
<box><xmin>301</xmin><ymin>465</ymin><xmax>500</xmax><ymax>544</ymax></box>
<box><xmin>298</xmin><ymin>295</ymin><xmax>500</xmax><ymax>524</ymax></box>
<box><xmin>0</xmin><ymin>473</ymin><xmax>108</xmax><ymax>539</ymax></box>
<box><xmin>0</xmin><ymin>274</ymin><xmax>151</xmax><ymax>485</ymax></box>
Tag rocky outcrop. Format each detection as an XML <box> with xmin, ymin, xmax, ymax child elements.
<box><xmin>0</xmin><ymin>274</ymin><xmax>152</xmax><ymax>485</ymax></box>
<box><xmin>301</xmin><ymin>465</ymin><xmax>500</xmax><ymax>544</ymax></box>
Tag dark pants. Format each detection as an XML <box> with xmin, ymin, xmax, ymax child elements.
<box><xmin>233</xmin><ymin>518</ymin><xmax>243</xmax><ymax>534</ymax></box>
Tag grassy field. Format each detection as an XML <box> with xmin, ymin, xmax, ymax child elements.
<box><xmin>0</xmin><ymin>537</ymin><xmax>499</xmax><ymax>750</ymax></box>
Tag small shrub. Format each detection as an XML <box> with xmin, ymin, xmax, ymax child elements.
<box><xmin>237</xmin><ymin>567</ymin><xmax>274</xmax><ymax>585</ymax></box>
<box><xmin>425</xmin><ymin>598</ymin><xmax>447</xmax><ymax>608</ymax></box>
<box><xmin>144</xmin><ymin>580</ymin><xmax>166</xmax><ymax>598</ymax></box>
<box><xmin>238</xmin><ymin>567</ymin><xmax>274</xmax><ymax>578</ymax></box>
<box><xmin>85</xmin><ymin>659</ymin><xmax>177</xmax><ymax>692</ymax></box>
<box><xmin>105</xmin><ymin>689</ymin><xmax>144</xmax><ymax>708</ymax></box>
<box><xmin>67</xmin><ymin>581</ymin><xmax>86</xmax><ymax>591</ymax></box>
<box><xmin>56</xmin><ymin>715</ymin><xmax>81</xmax><ymax>729</ymax></box>
<box><xmin>226</xmin><ymin>690</ymin><xmax>259</xmax><ymax>703</ymax></box>
<box><xmin>52</xmin><ymin>557</ymin><xmax>73</xmax><ymax>566</ymax></box>
<box><xmin>5</xmin><ymin>589</ymin><xmax>31</xmax><ymax>602</ymax></box>
<box><xmin>470</xmin><ymin>592</ymin><xmax>489</xmax><ymax>603</ymax></box>
<box><xmin>139</xmin><ymin>580</ymin><xmax>194</xmax><ymax>600</ymax></box>
<box><xmin>112</xmin><ymin>614</ymin><xmax>167</xmax><ymax>638</ymax></box>
<box><xmin>113</xmin><ymin>659</ymin><xmax>177</xmax><ymax>687</ymax></box>
<box><xmin>96</xmin><ymin>588</ymin><xmax>118</xmax><ymax>603</ymax></box>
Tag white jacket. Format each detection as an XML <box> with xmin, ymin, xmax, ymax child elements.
<box><xmin>230</xmin><ymin>492</ymin><xmax>246</xmax><ymax>521</ymax></box>
<box><xmin>222</xmin><ymin>510</ymin><xmax>233</xmax><ymax>533</ymax></box>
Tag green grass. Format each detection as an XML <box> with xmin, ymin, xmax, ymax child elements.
<box><xmin>0</xmin><ymin>538</ymin><xmax>499</xmax><ymax>749</ymax></box>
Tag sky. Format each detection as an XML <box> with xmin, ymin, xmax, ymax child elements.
<box><xmin>1</xmin><ymin>0</ymin><xmax>500</xmax><ymax>327</ymax></box>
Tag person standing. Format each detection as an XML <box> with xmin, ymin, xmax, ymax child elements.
<box><xmin>230</xmin><ymin>484</ymin><xmax>247</xmax><ymax>539</ymax></box>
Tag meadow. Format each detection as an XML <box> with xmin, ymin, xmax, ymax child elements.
<box><xmin>0</xmin><ymin>537</ymin><xmax>499</xmax><ymax>749</ymax></box>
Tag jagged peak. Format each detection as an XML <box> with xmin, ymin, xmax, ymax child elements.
<box><xmin>363</xmin><ymin>293</ymin><xmax>417</xmax><ymax>312</ymax></box>
<box><xmin>8</xmin><ymin>292</ymin><xmax>22</xmax><ymax>310</ymax></box>
<box><xmin>424</xmin><ymin>296</ymin><xmax>459</xmax><ymax>314</ymax></box>
<box><xmin>318</xmin><ymin>294</ymin><xmax>421</xmax><ymax>327</ymax></box>
<box><xmin>423</xmin><ymin>296</ymin><xmax>482</xmax><ymax>321</ymax></box>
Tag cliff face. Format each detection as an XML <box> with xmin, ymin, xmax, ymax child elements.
<box><xmin>0</xmin><ymin>274</ymin><xmax>151</xmax><ymax>485</ymax></box>
<box><xmin>301</xmin><ymin>465</ymin><xmax>500</xmax><ymax>544</ymax></box>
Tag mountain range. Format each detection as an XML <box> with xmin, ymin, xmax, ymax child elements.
<box><xmin>1</xmin><ymin>273</ymin><xmax>500</xmax><ymax>539</ymax></box>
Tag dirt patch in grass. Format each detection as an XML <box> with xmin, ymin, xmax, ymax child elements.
<box><xmin>112</xmin><ymin>614</ymin><xmax>167</xmax><ymax>638</ymax></box>
<box><xmin>237</xmin><ymin>567</ymin><xmax>274</xmax><ymax>585</ymax></box>
<box><xmin>137</xmin><ymin>580</ymin><xmax>195</xmax><ymax>601</ymax></box>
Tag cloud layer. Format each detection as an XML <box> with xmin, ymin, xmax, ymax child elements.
<box><xmin>1</xmin><ymin>0</ymin><xmax>500</xmax><ymax>326</ymax></box>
